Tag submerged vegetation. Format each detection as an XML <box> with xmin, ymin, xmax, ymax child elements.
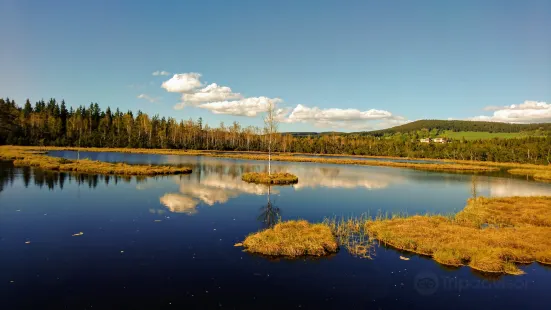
<box><xmin>238</xmin><ymin>220</ymin><xmax>338</xmax><ymax>257</ymax></box>
<box><xmin>0</xmin><ymin>146</ymin><xmax>191</xmax><ymax>176</ymax></box>
<box><xmin>242</xmin><ymin>172</ymin><xmax>299</xmax><ymax>185</ymax></box>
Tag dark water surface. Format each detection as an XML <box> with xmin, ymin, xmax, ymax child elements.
<box><xmin>1</xmin><ymin>151</ymin><xmax>551</xmax><ymax>309</ymax></box>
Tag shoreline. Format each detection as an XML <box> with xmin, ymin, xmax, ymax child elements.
<box><xmin>7</xmin><ymin>145</ymin><xmax>500</xmax><ymax>173</ymax></box>
<box><xmin>3</xmin><ymin>145</ymin><xmax>551</xmax><ymax>176</ymax></box>
<box><xmin>0</xmin><ymin>146</ymin><xmax>192</xmax><ymax>176</ymax></box>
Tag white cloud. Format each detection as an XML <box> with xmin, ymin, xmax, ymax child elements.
<box><xmin>137</xmin><ymin>94</ymin><xmax>160</xmax><ymax>103</ymax></box>
<box><xmin>152</xmin><ymin>70</ymin><xmax>171</xmax><ymax>76</ymax></box>
<box><xmin>470</xmin><ymin>100</ymin><xmax>551</xmax><ymax>123</ymax></box>
<box><xmin>196</xmin><ymin>97</ymin><xmax>283</xmax><ymax>117</ymax></box>
<box><xmin>288</xmin><ymin>104</ymin><xmax>394</xmax><ymax>123</ymax></box>
<box><xmin>161</xmin><ymin>73</ymin><xmax>203</xmax><ymax>93</ymax></box>
<box><xmin>163</xmin><ymin>73</ymin><xmax>282</xmax><ymax>116</ymax></box>
<box><xmin>286</xmin><ymin>104</ymin><xmax>407</xmax><ymax>130</ymax></box>
<box><xmin>159</xmin><ymin>72</ymin><xmax>406</xmax><ymax>129</ymax></box>
<box><xmin>173</xmin><ymin>83</ymin><xmax>243</xmax><ymax>109</ymax></box>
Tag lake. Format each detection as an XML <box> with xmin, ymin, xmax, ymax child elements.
<box><xmin>1</xmin><ymin>151</ymin><xmax>550</xmax><ymax>309</ymax></box>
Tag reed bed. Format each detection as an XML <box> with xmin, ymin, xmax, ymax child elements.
<box><xmin>0</xmin><ymin>146</ymin><xmax>192</xmax><ymax>176</ymax></box>
<box><xmin>7</xmin><ymin>146</ymin><xmax>551</xmax><ymax>180</ymax></box>
<box><xmin>241</xmin><ymin>172</ymin><xmax>299</xmax><ymax>185</ymax></box>
<box><xmin>326</xmin><ymin>196</ymin><xmax>551</xmax><ymax>275</ymax></box>
<box><xmin>507</xmin><ymin>169</ymin><xmax>551</xmax><ymax>182</ymax></box>
<box><xmin>238</xmin><ymin>220</ymin><xmax>338</xmax><ymax>257</ymax></box>
<box><xmin>3</xmin><ymin>146</ymin><xmax>502</xmax><ymax>173</ymax></box>
<box><xmin>215</xmin><ymin>154</ymin><xmax>499</xmax><ymax>172</ymax></box>
<box><xmin>324</xmin><ymin>214</ymin><xmax>376</xmax><ymax>259</ymax></box>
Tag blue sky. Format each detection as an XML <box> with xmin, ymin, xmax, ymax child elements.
<box><xmin>1</xmin><ymin>0</ymin><xmax>550</xmax><ymax>131</ymax></box>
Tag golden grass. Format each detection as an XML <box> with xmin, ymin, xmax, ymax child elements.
<box><xmin>507</xmin><ymin>169</ymin><xmax>551</xmax><ymax>182</ymax></box>
<box><xmin>2</xmin><ymin>146</ymin><xmax>503</xmax><ymax>173</ymax></box>
<box><xmin>9</xmin><ymin>146</ymin><xmax>551</xmax><ymax>179</ymax></box>
<box><xmin>241</xmin><ymin>172</ymin><xmax>299</xmax><ymax>185</ymax></box>
<box><xmin>0</xmin><ymin>146</ymin><xmax>192</xmax><ymax>176</ymax></box>
<box><xmin>239</xmin><ymin>220</ymin><xmax>338</xmax><ymax>257</ymax></box>
<box><xmin>357</xmin><ymin>196</ymin><xmax>551</xmax><ymax>275</ymax></box>
<box><xmin>216</xmin><ymin>154</ymin><xmax>499</xmax><ymax>172</ymax></box>
<box><xmin>324</xmin><ymin>215</ymin><xmax>375</xmax><ymax>259</ymax></box>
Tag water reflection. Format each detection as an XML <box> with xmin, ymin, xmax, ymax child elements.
<box><xmin>291</xmin><ymin>166</ymin><xmax>405</xmax><ymax>190</ymax></box>
<box><xmin>159</xmin><ymin>174</ymin><xmax>277</xmax><ymax>214</ymax></box>
<box><xmin>0</xmin><ymin>161</ymin><xmax>153</xmax><ymax>192</ymax></box>
<box><xmin>258</xmin><ymin>186</ymin><xmax>281</xmax><ymax>228</ymax></box>
<box><xmin>159</xmin><ymin>193</ymin><xmax>198</xmax><ymax>214</ymax></box>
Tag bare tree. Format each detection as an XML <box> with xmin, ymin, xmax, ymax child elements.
<box><xmin>264</xmin><ymin>101</ymin><xmax>279</xmax><ymax>175</ymax></box>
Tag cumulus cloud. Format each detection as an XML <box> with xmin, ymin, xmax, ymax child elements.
<box><xmin>163</xmin><ymin>72</ymin><xmax>282</xmax><ymax>117</ymax></box>
<box><xmin>137</xmin><ymin>94</ymin><xmax>160</xmax><ymax>103</ymax></box>
<box><xmin>286</xmin><ymin>104</ymin><xmax>407</xmax><ymax>130</ymax></box>
<box><xmin>160</xmin><ymin>72</ymin><xmax>406</xmax><ymax>130</ymax></box>
<box><xmin>470</xmin><ymin>100</ymin><xmax>551</xmax><ymax>123</ymax></box>
<box><xmin>161</xmin><ymin>73</ymin><xmax>203</xmax><ymax>93</ymax></box>
<box><xmin>288</xmin><ymin>104</ymin><xmax>393</xmax><ymax>122</ymax></box>
<box><xmin>197</xmin><ymin>97</ymin><xmax>283</xmax><ymax>116</ymax></box>
<box><xmin>152</xmin><ymin>70</ymin><xmax>171</xmax><ymax>76</ymax></box>
<box><xmin>174</xmin><ymin>83</ymin><xmax>243</xmax><ymax>109</ymax></box>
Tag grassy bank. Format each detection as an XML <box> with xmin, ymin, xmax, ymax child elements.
<box><xmin>0</xmin><ymin>146</ymin><xmax>192</xmax><ymax>176</ymax></box>
<box><xmin>214</xmin><ymin>153</ymin><xmax>499</xmax><ymax>173</ymax></box>
<box><xmin>237</xmin><ymin>220</ymin><xmax>338</xmax><ymax>257</ymax></box>
<box><xmin>241</xmin><ymin>172</ymin><xmax>298</xmax><ymax>185</ymax></box>
<box><xmin>507</xmin><ymin>169</ymin><xmax>551</xmax><ymax>182</ymax></box>
<box><xmin>9</xmin><ymin>145</ymin><xmax>551</xmax><ymax>175</ymax></box>
<box><xmin>329</xmin><ymin>196</ymin><xmax>551</xmax><ymax>275</ymax></box>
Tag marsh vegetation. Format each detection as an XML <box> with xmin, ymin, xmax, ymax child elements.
<box><xmin>327</xmin><ymin>196</ymin><xmax>551</xmax><ymax>275</ymax></box>
<box><xmin>242</xmin><ymin>172</ymin><xmax>298</xmax><ymax>185</ymax></box>
<box><xmin>0</xmin><ymin>146</ymin><xmax>192</xmax><ymax>175</ymax></box>
<box><xmin>237</xmin><ymin>220</ymin><xmax>338</xmax><ymax>257</ymax></box>
<box><xmin>239</xmin><ymin>196</ymin><xmax>551</xmax><ymax>274</ymax></box>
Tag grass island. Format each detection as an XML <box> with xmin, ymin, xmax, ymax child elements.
<box><xmin>241</xmin><ymin>172</ymin><xmax>299</xmax><ymax>185</ymax></box>
<box><xmin>241</xmin><ymin>196</ymin><xmax>551</xmax><ymax>275</ymax></box>
<box><xmin>236</xmin><ymin>220</ymin><xmax>338</xmax><ymax>257</ymax></box>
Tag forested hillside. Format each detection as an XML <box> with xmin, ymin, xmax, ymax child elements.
<box><xmin>1</xmin><ymin>97</ymin><xmax>551</xmax><ymax>164</ymax></box>
<box><xmin>363</xmin><ymin>120</ymin><xmax>551</xmax><ymax>136</ymax></box>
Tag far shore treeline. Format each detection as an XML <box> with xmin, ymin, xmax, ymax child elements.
<box><xmin>1</xmin><ymin>97</ymin><xmax>550</xmax><ymax>164</ymax></box>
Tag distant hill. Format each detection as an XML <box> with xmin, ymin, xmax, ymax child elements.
<box><xmin>359</xmin><ymin>120</ymin><xmax>551</xmax><ymax>136</ymax></box>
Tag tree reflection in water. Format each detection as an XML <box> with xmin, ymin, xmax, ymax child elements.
<box><xmin>258</xmin><ymin>185</ymin><xmax>281</xmax><ymax>228</ymax></box>
<box><xmin>0</xmin><ymin>161</ymin><xmax>150</xmax><ymax>193</ymax></box>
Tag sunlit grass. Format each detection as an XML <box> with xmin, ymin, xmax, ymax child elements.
<box><xmin>0</xmin><ymin>146</ymin><xmax>192</xmax><ymax>176</ymax></box>
<box><xmin>7</xmin><ymin>145</ymin><xmax>551</xmax><ymax>180</ymax></box>
<box><xmin>241</xmin><ymin>172</ymin><xmax>298</xmax><ymax>185</ymax></box>
<box><xmin>507</xmin><ymin>169</ymin><xmax>551</xmax><ymax>182</ymax></box>
<box><xmin>221</xmin><ymin>154</ymin><xmax>500</xmax><ymax>172</ymax></box>
<box><xmin>329</xmin><ymin>196</ymin><xmax>551</xmax><ymax>275</ymax></box>
<box><xmin>238</xmin><ymin>220</ymin><xmax>338</xmax><ymax>257</ymax></box>
<box><xmin>2</xmin><ymin>145</ymin><xmax>503</xmax><ymax>173</ymax></box>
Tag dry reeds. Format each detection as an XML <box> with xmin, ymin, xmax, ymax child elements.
<box><xmin>239</xmin><ymin>220</ymin><xmax>338</xmax><ymax>257</ymax></box>
<box><xmin>507</xmin><ymin>169</ymin><xmax>551</xmax><ymax>182</ymax></box>
<box><xmin>359</xmin><ymin>196</ymin><xmax>551</xmax><ymax>275</ymax></box>
<box><xmin>0</xmin><ymin>146</ymin><xmax>192</xmax><ymax>176</ymax></box>
<box><xmin>241</xmin><ymin>172</ymin><xmax>298</xmax><ymax>185</ymax></box>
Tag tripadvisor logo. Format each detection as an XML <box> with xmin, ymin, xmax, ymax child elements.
<box><xmin>414</xmin><ymin>272</ymin><xmax>439</xmax><ymax>296</ymax></box>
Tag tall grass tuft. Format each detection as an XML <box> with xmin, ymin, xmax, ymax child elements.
<box><xmin>239</xmin><ymin>220</ymin><xmax>338</xmax><ymax>257</ymax></box>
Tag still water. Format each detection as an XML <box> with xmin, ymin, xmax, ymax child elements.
<box><xmin>1</xmin><ymin>151</ymin><xmax>551</xmax><ymax>309</ymax></box>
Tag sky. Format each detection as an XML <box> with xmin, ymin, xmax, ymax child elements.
<box><xmin>1</xmin><ymin>0</ymin><xmax>550</xmax><ymax>132</ymax></box>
